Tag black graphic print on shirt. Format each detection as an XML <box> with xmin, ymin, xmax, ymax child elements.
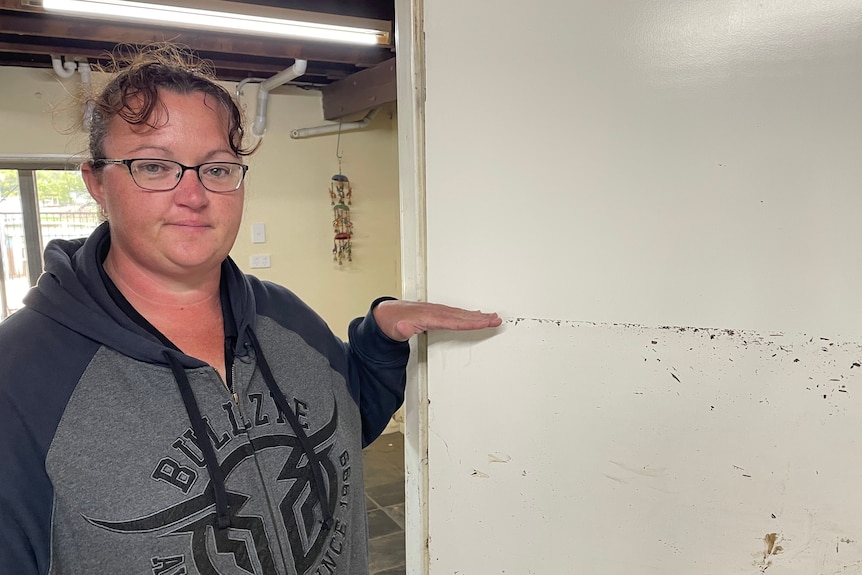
<box><xmin>85</xmin><ymin>404</ymin><xmax>353</xmax><ymax>575</ymax></box>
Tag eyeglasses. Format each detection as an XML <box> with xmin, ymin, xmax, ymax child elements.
<box><xmin>92</xmin><ymin>158</ymin><xmax>248</xmax><ymax>193</ymax></box>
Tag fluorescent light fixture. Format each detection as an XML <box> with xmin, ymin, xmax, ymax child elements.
<box><xmin>40</xmin><ymin>0</ymin><xmax>391</xmax><ymax>45</ymax></box>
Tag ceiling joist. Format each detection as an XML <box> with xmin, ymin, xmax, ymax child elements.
<box><xmin>322</xmin><ymin>56</ymin><xmax>396</xmax><ymax>121</ymax></box>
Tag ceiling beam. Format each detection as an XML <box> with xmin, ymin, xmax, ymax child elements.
<box><xmin>321</xmin><ymin>56</ymin><xmax>396</xmax><ymax>120</ymax></box>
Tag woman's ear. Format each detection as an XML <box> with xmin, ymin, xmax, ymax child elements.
<box><xmin>81</xmin><ymin>162</ymin><xmax>105</xmax><ymax>209</ymax></box>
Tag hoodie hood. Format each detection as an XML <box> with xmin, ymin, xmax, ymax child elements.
<box><xmin>24</xmin><ymin>222</ymin><xmax>256</xmax><ymax>369</ymax></box>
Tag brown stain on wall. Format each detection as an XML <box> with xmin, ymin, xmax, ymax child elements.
<box><xmin>757</xmin><ymin>533</ymin><xmax>784</xmax><ymax>572</ymax></box>
<box><xmin>764</xmin><ymin>532</ymin><xmax>783</xmax><ymax>556</ymax></box>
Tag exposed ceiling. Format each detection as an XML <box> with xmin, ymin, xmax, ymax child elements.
<box><xmin>0</xmin><ymin>0</ymin><xmax>397</xmax><ymax>119</ymax></box>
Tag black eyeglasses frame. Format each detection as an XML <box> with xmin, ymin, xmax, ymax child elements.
<box><xmin>91</xmin><ymin>158</ymin><xmax>248</xmax><ymax>193</ymax></box>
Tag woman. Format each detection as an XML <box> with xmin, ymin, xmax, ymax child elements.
<box><xmin>0</xmin><ymin>44</ymin><xmax>500</xmax><ymax>574</ymax></box>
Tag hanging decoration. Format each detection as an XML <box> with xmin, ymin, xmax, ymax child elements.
<box><xmin>331</xmin><ymin>174</ymin><xmax>353</xmax><ymax>264</ymax></box>
<box><xmin>330</xmin><ymin>123</ymin><xmax>353</xmax><ymax>265</ymax></box>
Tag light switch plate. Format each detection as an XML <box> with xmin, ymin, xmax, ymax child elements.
<box><xmin>251</xmin><ymin>223</ymin><xmax>266</xmax><ymax>243</ymax></box>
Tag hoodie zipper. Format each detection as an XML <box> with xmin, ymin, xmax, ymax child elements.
<box><xmin>226</xmin><ymin>361</ymin><xmax>248</xmax><ymax>420</ymax></box>
<box><xmin>224</xmin><ymin>336</ymin><xmax>240</xmax><ymax>404</ymax></box>
<box><xmin>230</xmin><ymin>361</ymin><xmax>239</xmax><ymax>406</ymax></box>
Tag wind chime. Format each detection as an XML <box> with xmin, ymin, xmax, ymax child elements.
<box><xmin>330</xmin><ymin>126</ymin><xmax>353</xmax><ymax>265</ymax></box>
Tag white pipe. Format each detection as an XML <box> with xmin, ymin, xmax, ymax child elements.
<box><xmin>78</xmin><ymin>62</ymin><xmax>93</xmax><ymax>130</ymax></box>
<box><xmin>235</xmin><ymin>77</ymin><xmax>266</xmax><ymax>98</ymax></box>
<box><xmin>78</xmin><ymin>61</ymin><xmax>91</xmax><ymax>84</ymax></box>
<box><xmin>51</xmin><ymin>55</ymin><xmax>78</xmax><ymax>78</ymax></box>
<box><xmin>251</xmin><ymin>59</ymin><xmax>307</xmax><ymax>137</ymax></box>
<box><xmin>290</xmin><ymin>107</ymin><xmax>380</xmax><ymax>139</ymax></box>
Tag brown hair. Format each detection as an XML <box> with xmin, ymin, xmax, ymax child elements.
<box><xmin>86</xmin><ymin>42</ymin><xmax>256</xmax><ymax>162</ymax></box>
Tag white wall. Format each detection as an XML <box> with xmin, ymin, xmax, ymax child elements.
<box><xmin>409</xmin><ymin>1</ymin><xmax>862</xmax><ymax>573</ymax></box>
<box><xmin>423</xmin><ymin>0</ymin><xmax>862</xmax><ymax>338</ymax></box>
<box><xmin>0</xmin><ymin>66</ymin><xmax>401</xmax><ymax>339</ymax></box>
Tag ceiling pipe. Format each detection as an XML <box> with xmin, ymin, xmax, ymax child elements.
<box><xmin>236</xmin><ymin>77</ymin><xmax>266</xmax><ymax>97</ymax></box>
<box><xmin>79</xmin><ymin>62</ymin><xmax>93</xmax><ymax>130</ymax></box>
<box><xmin>78</xmin><ymin>60</ymin><xmax>91</xmax><ymax>84</ymax></box>
<box><xmin>51</xmin><ymin>55</ymin><xmax>91</xmax><ymax>84</ymax></box>
<box><xmin>290</xmin><ymin>107</ymin><xmax>380</xmax><ymax>139</ymax></box>
<box><xmin>51</xmin><ymin>55</ymin><xmax>78</xmax><ymax>78</ymax></box>
<box><xmin>251</xmin><ymin>59</ymin><xmax>307</xmax><ymax>137</ymax></box>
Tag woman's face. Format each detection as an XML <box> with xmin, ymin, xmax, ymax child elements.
<box><xmin>83</xmin><ymin>89</ymin><xmax>245</xmax><ymax>283</ymax></box>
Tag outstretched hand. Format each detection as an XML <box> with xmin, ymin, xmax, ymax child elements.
<box><xmin>373</xmin><ymin>300</ymin><xmax>503</xmax><ymax>342</ymax></box>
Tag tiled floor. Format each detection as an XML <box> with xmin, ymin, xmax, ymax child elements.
<box><xmin>363</xmin><ymin>431</ymin><xmax>406</xmax><ymax>575</ymax></box>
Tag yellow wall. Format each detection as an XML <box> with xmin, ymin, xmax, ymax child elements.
<box><xmin>0</xmin><ymin>66</ymin><xmax>401</xmax><ymax>339</ymax></box>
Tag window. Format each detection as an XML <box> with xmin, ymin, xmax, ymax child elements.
<box><xmin>0</xmin><ymin>159</ymin><xmax>100</xmax><ymax>320</ymax></box>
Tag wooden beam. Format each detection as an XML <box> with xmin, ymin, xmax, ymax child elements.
<box><xmin>321</xmin><ymin>56</ymin><xmax>396</xmax><ymax>120</ymax></box>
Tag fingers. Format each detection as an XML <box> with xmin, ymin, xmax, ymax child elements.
<box><xmin>376</xmin><ymin>301</ymin><xmax>502</xmax><ymax>341</ymax></box>
<box><xmin>427</xmin><ymin>311</ymin><xmax>501</xmax><ymax>332</ymax></box>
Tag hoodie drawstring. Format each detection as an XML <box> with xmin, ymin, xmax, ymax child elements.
<box><xmin>165</xmin><ymin>351</ymin><xmax>232</xmax><ymax>529</ymax></box>
<box><xmin>246</xmin><ymin>328</ymin><xmax>335</xmax><ymax>532</ymax></box>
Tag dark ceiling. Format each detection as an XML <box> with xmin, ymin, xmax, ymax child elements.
<box><xmin>0</xmin><ymin>0</ymin><xmax>396</xmax><ymax>87</ymax></box>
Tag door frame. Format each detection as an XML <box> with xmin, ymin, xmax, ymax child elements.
<box><xmin>393</xmin><ymin>1</ymin><xmax>429</xmax><ymax>573</ymax></box>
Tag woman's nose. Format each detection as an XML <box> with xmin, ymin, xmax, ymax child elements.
<box><xmin>172</xmin><ymin>169</ymin><xmax>209</xmax><ymax>207</ymax></box>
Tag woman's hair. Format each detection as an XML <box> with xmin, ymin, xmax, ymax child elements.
<box><xmin>86</xmin><ymin>42</ymin><xmax>256</xmax><ymax>162</ymax></box>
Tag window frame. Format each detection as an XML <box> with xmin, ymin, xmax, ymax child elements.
<box><xmin>0</xmin><ymin>155</ymin><xmax>89</xmax><ymax>319</ymax></box>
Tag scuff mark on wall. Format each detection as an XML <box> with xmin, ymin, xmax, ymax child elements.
<box><xmin>488</xmin><ymin>453</ymin><xmax>511</xmax><ymax>463</ymax></box>
<box><xmin>610</xmin><ymin>460</ymin><xmax>666</xmax><ymax>478</ymax></box>
<box><xmin>836</xmin><ymin>536</ymin><xmax>855</xmax><ymax>553</ymax></box>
